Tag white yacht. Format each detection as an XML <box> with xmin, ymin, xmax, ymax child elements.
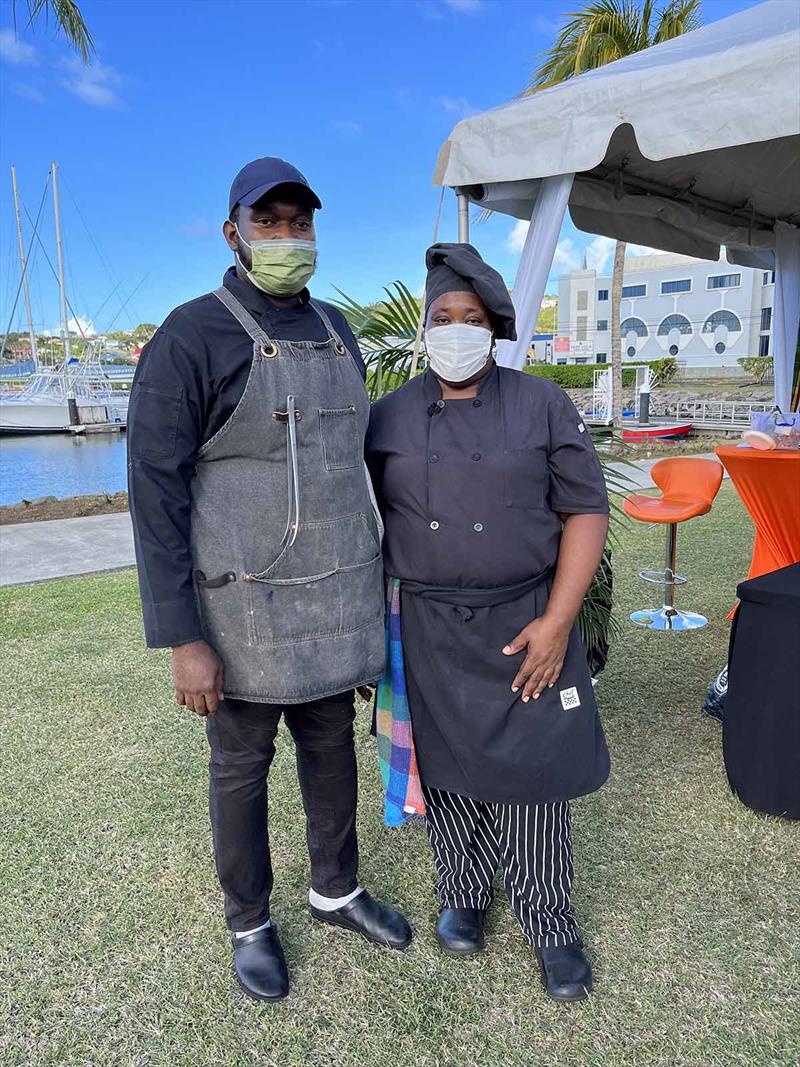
<box><xmin>0</xmin><ymin>345</ymin><xmax>128</xmax><ymax>433</ymax></box>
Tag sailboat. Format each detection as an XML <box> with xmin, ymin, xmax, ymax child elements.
<box><xmin>0</xmin><ymin>164</ymin><xmax>130</xmax><ymax>434</ymax></box>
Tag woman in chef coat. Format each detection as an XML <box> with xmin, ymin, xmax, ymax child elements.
<box><xmin>366</xmin><ymin>243</ymin><xmax>611</xmax><ymax>1002</ymax></box>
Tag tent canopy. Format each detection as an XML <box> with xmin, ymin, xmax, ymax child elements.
<box><xmin>433</xmin><ymin>0</ymin><xmax>800</xmax><ymax>261</ymax></box>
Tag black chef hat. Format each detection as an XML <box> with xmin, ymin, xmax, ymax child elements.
<box><xmin>424</xmin><ymin>242</ymin><xmax>517</xmax><ymax>341</ymax></box>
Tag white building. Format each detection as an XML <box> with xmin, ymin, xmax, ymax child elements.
<box><xmin>555</xmin><ymin>252</ymin><xmax>774</xmax><ymax>368</ymax></box>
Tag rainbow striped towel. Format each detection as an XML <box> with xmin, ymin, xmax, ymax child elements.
<box><xmin>375</xmin><ymin>578</ymin><xmax>426</xmax><ymax>827</ymax></box>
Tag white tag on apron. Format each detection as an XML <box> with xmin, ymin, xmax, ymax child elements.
<box><xmin>560</xmin><ymin>686</ymin><xmax>581</xmax><ymax>710</ymax></box>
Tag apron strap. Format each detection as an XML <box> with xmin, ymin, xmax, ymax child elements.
<box><xmin>213</xmin><ymin>286</ymin><xmax>274</xmax><ymax>347</ymax></box>
<box><xmin>309</xmin><ymin>299</ymin><xmax>353</xmax><ymax>359</ymax></box>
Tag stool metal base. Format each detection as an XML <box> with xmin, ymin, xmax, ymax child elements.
<box><xmin>630</xmin><ymin>607</ymin><xmax>709</xmax><ymax>632</ymax></box>
<box><xmin>639</xmin><ymin>567</ymin><xmax>687</xmax><ymax>586</ymax></box>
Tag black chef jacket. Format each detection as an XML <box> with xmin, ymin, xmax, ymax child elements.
<box><xmin>365</xmin><ymin>365</ymin><xmax>609</xmax><ymax>589</ymax></box>
<box><xmin>128</xmin><ymin>267</ymin><xmax>366</xmax><ymax>648</ymax></box>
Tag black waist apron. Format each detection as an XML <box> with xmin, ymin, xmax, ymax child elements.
<box><xmin>400</xmin><ymin>572</ymin><xmax>610</xmax><ymax>805</ymax></box>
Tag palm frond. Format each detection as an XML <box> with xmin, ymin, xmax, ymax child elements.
<box><xmin>652</xmin><ymin>0</ymin><xmax>702</xmax><ymax>43</ymax></box>
<box><xmin>22</xmin><ymin>0</ymin><xmax>94</xmax><ymax>61</ymax></box>
<box><xmin>525</xmin><ymin>0</ymin><xmax>701</xmax><ymax>94</ymax></box>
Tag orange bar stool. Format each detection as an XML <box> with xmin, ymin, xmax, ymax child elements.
<box><xmin>623</xmin><ymin>457</ymin><xmax>724</xmax><ymax>631</ymax></box>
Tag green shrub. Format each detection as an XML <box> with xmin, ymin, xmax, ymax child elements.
<box><xmin>650</xmin><ymin>357</ymin><xmax>678</xmax><ymax>386</ymax></box>
<box><xmin>524</xmin><ymin>363</ymin><xmax>636</xmax><ymax>388</ymax></box>
<box><xmin>737</xmin><ymin>356</ymin><xmax>773</xmax><ymax>385</ymax></box>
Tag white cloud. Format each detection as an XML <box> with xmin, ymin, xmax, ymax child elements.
<box><xmin>530</xmin><ymin>12</ymin><xmax>562</xmax><ymax>35</ymax></box>
<box><xmin>11</xmin><ymin>81</ymin><xmax>46</xmax><ymax>104</ymax></box>
<box><xmin>585</xmin><ymin>235</ymin><xmax>616</xmax><ymax>273</ymax></box>
<box><xmin>553</xmin><ymin>237</ymin><xmax>579</xmax><ymax>274</ymax></box>
<box><xmin>506</xmin><ymin>219</ymin><xmax>529</xmax><ymax>254</ymax></box>
<box><xmin>438</xmin><ymin>95</ymin><xmax>476</xmax><ymax>118</ymax></box>
<box><xmin>44</xmin><ymin>316</ymin><xmax>96</xmax><ymax>338</ymax></box>
<box><xmin>60</xmin><ymin>58</ymin><xmax>122</xmax><ymax>107</ymax></box>
<box><xmin>444</xmin><ymin>0</ymin><xmax>483</xmax><ymax>13</ymax></box>
<box><xmin>177</xmin><ymin>219</ymin><xmax>214</xmax><ymax>239</ymax></box>
<box><xmin>0</xmin><ymin>29</ymin><xmax>38</xmax><ymax>65</ymax></box>
<box><xmin>332</xmin><ymin>119</ymin><xmax>362</xmax><ymax>137</ymax></box>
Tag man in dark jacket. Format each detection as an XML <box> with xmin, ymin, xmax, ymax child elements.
<box><xmin>128</xmin><ymin>157</ymin><xmax>411</xmax><ymax>1003</ymax></box>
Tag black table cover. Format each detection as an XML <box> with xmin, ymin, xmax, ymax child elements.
<box><xmin>723</xmin><ymin>562</ymin><xmax>800</xmax><ymax>819</ymax></box>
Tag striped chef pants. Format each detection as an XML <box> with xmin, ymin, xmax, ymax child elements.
<box><xmin>422</xmin><ymin>785</ymin><xmax>578</xmax><ymax>948</ymax></box>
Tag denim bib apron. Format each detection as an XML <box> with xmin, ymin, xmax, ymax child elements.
<box><xmin>190</xmin><ymin>287</ymin><xmax>385</xmax><ymax>703</ymax></box>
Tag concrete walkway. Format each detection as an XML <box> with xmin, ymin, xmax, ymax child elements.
<box><xmin>0</xmin><ymin>455</ymin><xmax>726</xmax><ymax>587</ymax></box>
<box><xmin>0</xmin><ymin>512</ymin><xmax>135</xmax><ymax>587</ymax></box>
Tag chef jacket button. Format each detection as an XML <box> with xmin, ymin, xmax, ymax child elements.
<box><xmin>429</xmin><ymin>453</ymin><xmax>439</xmax><ymax>463</ymax></box>
<box><xmin>436</xmin><ymin>399</ymin><xmax>445</xmax><ymax>409</ymax></box>
<box><xmin>472</xmin><ymin>399</ymin><xmax>482</xmax><ymax>408</ymax></box>
<box><xmin>473</xmin><ymin>522</ymin><xmax>484</xmax><ymax>532</ymax></box>
<box><xmin>471</xmin><ymin>452</ymin><xmax>481</xmax><ymax>461</ymax></box>
<box><xmin>430</xmin><ymin>520</ymin><xmax>440</xmax><ymax>530</ymax></box>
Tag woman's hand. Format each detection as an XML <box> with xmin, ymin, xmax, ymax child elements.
<box><xmin>502</xmin><ymin>617</ymin><xmax>570</xmax><ymax>703</ymax></box>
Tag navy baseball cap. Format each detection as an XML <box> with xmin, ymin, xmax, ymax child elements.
<box><xmin>228</xmin><ymin>157</ymin><xmax>322</xmax><ymax>216</ymax></box>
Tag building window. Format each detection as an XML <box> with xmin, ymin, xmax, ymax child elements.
<box><xmin>597</xmin><ymin>289</ymin><xmax>609</xmax><ymax>301</ymax></box>
<box><xmin>621</xmin><ymin>316</ymin><xmax>648</xmax><ymax>337</ymax></box>
<box><xmin>761</xmin><ymin>306</ymin><xmax>772</xmax><ymax>331</ymax></box>
<box><xmin>702</xmin><ymin>310</ymin><xmax>742</xmax><ymax>334</ymax></box>
<box><xmin>758</xmin><ymin>334</ymin><xmax>770</xmax><ymax>357</ymax></box>
<box><xmin>669</xmin><ymin>344</ymin><xmax>679</xmax><ymax>356</ymax></box>
<box><xmin>657</xmin><ymin>314</ymin><xmax>693</xmax><ymax>336</ymax></box>
<box><xmin>596</xmin><ymin>353</ymin><xmax>607</xmax><ymax>363</ymax></box>
<box><xmin>622</xmin><ymin>284</ymin><xmax>646</xmax><ymax>298</ymax></box>
<box><xmin>763</xmin><ymin>270</ymin><xmax>775</xmax><ymax>285</ymax></box>
<box><xmin>707</xmin><ymin>273</ymin><xmax>741</xmax><ymax>290</ymax></box>
<box><xmin>557</xmin><ymin>357</ymin><xmax>568</xmax><ymax>365</ymax></box>
<box><xmin>661</xmin><ymin>279</ymin><xmax>691</xmax><ymax>294</ymax></box>
<box><xmin>575</xmin><ymin>357</ymin><xmax>587</xmax><ymax>364</ymax></box>
<box><xmin>576</xmin><ymin>316</ymin><xmax>587</xmax><ymax>341</ymax></box>
<box><xmin>627</xmin><ymin>346</ymin><xmax>637</xmax><ymax>357</ymax></box>
<box><xmin>577</xmin><ymin>290</ymin><xmax>588</xmax><ymax>311</ymax></box>
<box><xmin>596</xmin><ymin>319</ymin><xmax>608</xmax><ymax>332</ymax></box>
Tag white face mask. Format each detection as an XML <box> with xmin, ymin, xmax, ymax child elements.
<box><xmin>424</xmin><ymin>323</ymin><xmax>493</xmax><ymax>383</ymax></box>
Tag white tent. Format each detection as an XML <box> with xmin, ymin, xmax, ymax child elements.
<box><xmin>433</xmin><ymin>0</ymin><xmax>800</xmax><ymax>409</ymax></box>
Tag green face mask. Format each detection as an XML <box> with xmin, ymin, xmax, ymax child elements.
<box><xmin>236</xmin><ymin>230</ymin><xmax>317</xmax><ymax>297</ymax></box>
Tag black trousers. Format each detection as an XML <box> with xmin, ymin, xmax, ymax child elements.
<box><xmin>423</xmin><ymin>786</ymin><xmax>579</xmax><ymax>948</ymax></box>
<box><xmin>205</xmin><ymin>691</ymin><xmax>359</xmax><ymax>932</ymax></box>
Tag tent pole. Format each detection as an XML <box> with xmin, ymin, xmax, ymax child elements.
<box><xmin>457</xmin><ymin>190</ymin><xmax>469</xmax><ymax>242</ymax></box>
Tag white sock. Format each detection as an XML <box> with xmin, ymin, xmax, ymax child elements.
<box><xmin>309</xmin><ymin>886</ymin><xmax>363</xmax><ymax>911</ymax></box>
<box><xmin>234</xmin><ymin>919</ymin><xmax>271</xmax><ymax>939</ymax></box>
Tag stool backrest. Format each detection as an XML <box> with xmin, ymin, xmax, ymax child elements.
<box><xmin>650</xmin><ymin>457</ymin><xmax>724</xmax><ymax>505</ymax></box>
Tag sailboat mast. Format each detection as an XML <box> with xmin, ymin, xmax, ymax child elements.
<box><xmin>51</xmin><ymin>162</ymin><xmax>72</xmax><ymax>362</ymax></box>
<box><xmin>10</xmin><ymin>166</ymin><xmax>39</xmax><ymax>368</ymax></box>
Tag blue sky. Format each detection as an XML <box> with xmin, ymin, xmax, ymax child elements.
<box><xmin>0</xmin><ymin>0</ymin><xmax>759</xmax><ymax>336</ymax></box>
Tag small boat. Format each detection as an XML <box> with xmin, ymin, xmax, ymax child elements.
<box><xmin>622</xmin><ymin>420</ymin><xmax>693</xmax><ymax>441</ymax></box>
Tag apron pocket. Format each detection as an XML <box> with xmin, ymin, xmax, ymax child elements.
<box><xmin>247</xmin><ymin>513</ymin><xmax>384</xmax><ymax>645</ymax></box>
<box><xmin>504</xmin><ymin>448</ymin><xmax>547</xmax><ymax>509</ymax></box>
<box><xmin>319</xmin><ymin>406</ymin><xmax>360</xmax><ymax>470</ymax></box>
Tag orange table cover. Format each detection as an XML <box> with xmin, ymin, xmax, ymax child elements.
<box><xmin>716</xmin><ymin>446</ymin><xmax>800</xmax><ymax>582</ymax></box>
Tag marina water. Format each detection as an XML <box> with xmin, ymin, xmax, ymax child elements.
<box><xmin>0</xmin><ymin>432</ymin><xmax>129</xmax><ymax>506</ymax></box>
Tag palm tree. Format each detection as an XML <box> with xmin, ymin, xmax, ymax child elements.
<box><xmin>527</xmin><ymin>0</ymin><xmax>702</xmax><ymax>427</ymax></box>
<box><xmin>12</xmin><ymin>0</ymin><xmax>94</xmax><ymax>61</ymax></box>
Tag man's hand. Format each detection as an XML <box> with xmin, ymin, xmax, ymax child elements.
<box><xmin>172</xmin><ymin>640</ymin><xmax>224</xmax><ymax>716</ymax></box>
<box><xmin>502</xmin><ymin>617</ymin><xmax>570</xmax><ymax>703</ymax></box>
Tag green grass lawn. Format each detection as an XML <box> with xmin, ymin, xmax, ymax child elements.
<box><xmin>1</xmin><ymin>483</ymin><xmax>798</xmax><ymax>1067</ymax></box>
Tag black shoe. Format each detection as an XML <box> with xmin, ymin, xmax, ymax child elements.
<box><xmin>231</xmin><ymin>925</ymin><xmax>289</xmax><ymax>1002</ymax></box>
<box><xmin>535</xmin><ymin>942</ymin><xmax>592</xmax><ymax>1002</ymax></box>
<box><xmin>436</xmin><ymin>907</ymin><xmax>485</xmax><ymax>956</ymax></box>
<box><xmin>310</xmin><ymin>889</ymin><xmax>412</xmax><ymax>950</ymax></box>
